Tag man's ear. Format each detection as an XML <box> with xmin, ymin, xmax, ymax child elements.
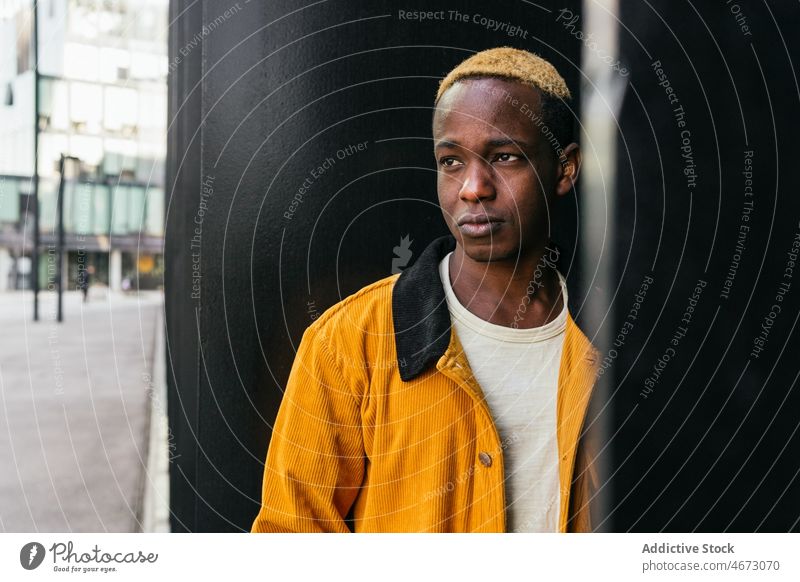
<box><xmin>556</xmin><ymin>142</ymin><xmax>581</xmax><ymax>197</ymax></box>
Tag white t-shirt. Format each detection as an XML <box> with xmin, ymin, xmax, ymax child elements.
<box><xmin>439</xmin><ymin>252</ymin><xmax>567</xmax><ymax>532</ymax></box>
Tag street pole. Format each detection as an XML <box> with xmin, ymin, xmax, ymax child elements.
<box><xmin>32</xmin><ymin>0</ymin><xmax>40</xmax><ymax>321</ymax></box>
<box><xmin>56</xmin><ymin>155</ymin><xmax>65</xmax><ymax>323</ymax></box>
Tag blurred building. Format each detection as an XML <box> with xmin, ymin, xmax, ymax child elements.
<box><xmin>0</xmin><ymin>0</ymin><xmax>167</xmax><ymax>291</ymax></box>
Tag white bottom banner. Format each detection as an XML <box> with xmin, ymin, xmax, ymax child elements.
<box><xmin>1</xmin><ymin>533</ymin><xmax>797</xmax><ymax>581</ymax></box>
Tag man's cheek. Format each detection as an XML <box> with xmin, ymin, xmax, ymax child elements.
<box><xmin>436</xmin><ymin>176</ymin><xmax>450</xmax><ymax>199</ymax></box>
<box><xmin>435</xmin><ymin>189</ymin><xmax>449</xmax><ymax>212</ymax></box>
<box><xmin>437</xmin><ymin>188</ymin><xmax>457</xmax><ymax>209</ymax></box>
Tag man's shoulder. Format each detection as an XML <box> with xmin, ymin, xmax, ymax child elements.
<box><xmin>308</xmin><ymin>273</ymin><xmax>400</xmax><ymax>337</ymax></box>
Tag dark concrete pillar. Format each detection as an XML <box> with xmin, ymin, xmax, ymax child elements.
<box><xmin>610</xmin><ymin>0</ymin><xmax>800</xmax><ymax>531</ymax></box>
<box><xmin>166</xmin><ymin>0</ymin><xmax>583</xmax><ymax>531</ymax></box>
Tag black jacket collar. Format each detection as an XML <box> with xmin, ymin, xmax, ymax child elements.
<box><xmin>392</xmin><ymin>235</ymin><xmax>456</xmax><ymax>381</ymax></box>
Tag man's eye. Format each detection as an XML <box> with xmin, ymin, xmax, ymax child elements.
<box><xmin>439</xmin><ymin>157</ymin><xmax>462</xmax><ymax>167</ymax></box>
<box><xmin>495</xmin><ymin>153</ymin><xmax>521</xmax><ymax>162</ymax></box>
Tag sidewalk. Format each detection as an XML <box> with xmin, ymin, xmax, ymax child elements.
<box><xmin>0</xmin><ymin>288</ymin><xmax>168</xmax><ymax>532</ymax></box>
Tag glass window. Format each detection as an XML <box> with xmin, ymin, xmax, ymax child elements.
<box><xmin>70</xmin><ymin>82</ymin><xmax>103</xmax><ymax>133</ymax></box>
<box><xmin>93</xmin><ymin>1</ymin><xmax>126</xmax><ymax>39</ymax></box>
<box><xmin>104</xmin><ymin>86</ymin><xmax>138</xmax><ymax>132</ymax></box>
<box><xmin>127</xmin><ymin>185</ymin><xmax>146</xmax><ymax>232</ymax></box>
<box><xmin>135</xmin><ymin>156</ymin><xmax>160</xmax><ymax>184</ymax></box>
<box><xmin>71</xmin><ymin>182</ymin><xmax>94</xmax><ymax>235</ymax></box>
<box><xmin>69</xmin><ymin>134</ymin><xmax>103</xmax><ymax>167</ymax></box>
<box><xmin>145</xmin><ymin>186</ymin><xmax>164</xmax><ymax>236</ymax></box>
<box><xmin>138</xmin><ymin>89</ymin><xmax>166</xmax><ymax>130</ymax></box>
<box><xmin>93</xmin><ymin>184</ymin><xmax>110</xmax><ymax>235</ymax></box>
<box><xmin>111</xmin><ymin>184</ymin><xmax>129</xmax><ymax>235</ymax></box>
<box><xmin>38</xmin><ymin>179</ymin><xmax>58</xmax><ymax>234</ymax></box>
<box><xmin>64</xmin><ymin>43</ymin><xmax>99</xmax><ymax>81</ymax></box>
<box><xmin>102</xmin><ymin>152</ymin><xmax>122</xmax><ymax>176</ymax></box>
<box><xmin>103</xmin><ymin>137</ymin><xmax>138</xmax><ymax>176</ymax></box>
<box><xmin>67</xmin><ymin>3</ymin><xmax>97</xmax><ymax>41</ymax></box>
<box><xmin>39</xmin><ymin>78</ymin><xmax>70</xmax><ymax>131</ymax></box>
<box><xmin>99</xmin><ymin>48</ymin><xmax>130</xmax><ymax>83</ymax></box>
<box><xmin>38</xmin><ymin>133</ymin><xmax>69</xmax><ymax>178</ymax></box>
<box><xmin>0</xmin><ymin>178</ymin><xmax>21</xmax><ymax>223</ymax></box>
<box><xmin>130</xmin><ymin>51</ymin><xmax>161</xmax><ymax>82</ymax></box>
<box><xmin>61</xmin><ymin>180</ymin><xmax>75</xmax><ymax>232</ymax></box>
<box><xmin>134</xmin><ymin>5</ymin><xmax>158</xmax><ymax>41</ymax></box>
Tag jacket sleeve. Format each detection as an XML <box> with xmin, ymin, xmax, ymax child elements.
<box><xmin>251</xmin><ymin>323</ymin><xmax>365</xmax><ymax>533</ymax></box>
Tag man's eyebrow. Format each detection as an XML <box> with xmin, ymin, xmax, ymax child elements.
<box><xmin>434</xmin><ymin>138</ymin><xmax>531</xmax><ymax>150</ymax></box>
<box><xmin>488</xmin><ymin>138</ymin><xmax>530</xmax><ymax>149</ymax></box>
<box><xmin>434</xmin><ymin>140</ymin><xmax>461</xmax><ymax>149</ymax></box>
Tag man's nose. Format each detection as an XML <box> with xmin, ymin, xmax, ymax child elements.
<box><xmin>458</xmin><ymin>160</ymin><xmax>495</xmax><ymax>202</ymax></box>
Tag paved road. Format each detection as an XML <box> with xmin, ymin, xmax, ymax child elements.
<box><xmin>0</xmin><ymin>288</ymin><xmax>163</xmax><ymax>532</ymax></box>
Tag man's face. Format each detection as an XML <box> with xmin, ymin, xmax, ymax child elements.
<box><xmin>433</xmin><ymin>77</ymin><xmax>576</xmax><ymax>263</ymax></box>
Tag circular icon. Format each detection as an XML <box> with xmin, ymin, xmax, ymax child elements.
<box><xmin>20</xmin><ymin>542</ymin><xmax>46</xmax><ymax>570</ymax></box>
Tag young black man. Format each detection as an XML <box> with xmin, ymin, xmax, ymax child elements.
<box><xmin>252</xmin><ymin>47</ymin><xmax>601</xmax><ymax>533</ymax></box>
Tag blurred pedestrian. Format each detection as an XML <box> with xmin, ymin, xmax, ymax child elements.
<box><xmin>78</xmin><ymin>264</ymin><xmax>94</xmax><ymax>302</ymax></box>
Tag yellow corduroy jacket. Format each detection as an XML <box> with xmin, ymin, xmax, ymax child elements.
<box><xmin>252</xmin><ymin>235</ymin><xmax>601</xmax><ymax>533</ymax></box>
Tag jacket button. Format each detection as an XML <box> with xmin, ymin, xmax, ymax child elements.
<box><xmin>478</xmin><ymin>452</ymin><xmax>492</xmax><ymax>467</ymax></box>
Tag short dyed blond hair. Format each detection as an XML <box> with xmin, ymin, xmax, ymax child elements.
<box><xmin>435</xmin><ymin>46</ymin><xmax>571</xmax><ymax>104</ymax></box>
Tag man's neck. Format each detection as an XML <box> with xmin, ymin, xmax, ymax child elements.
<box><xmin>448</xmin><ymin>244</ymin><xmax>564</xmax><ymax>329</ymax></box>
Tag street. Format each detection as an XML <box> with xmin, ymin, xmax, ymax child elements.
<box><xmin>0</xmin><ymin>289</ymin><xmax>165</xmax><ymax>532</ymax></box>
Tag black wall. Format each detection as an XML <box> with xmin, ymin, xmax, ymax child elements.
<box><xmin>166</xmin><ymin>0</ymin><xmax>583</xmax><ymax>532</ymax></box>
<box><xmin>609</xmin><ymin>1</ymin><xmax>800</xmax><ymax>531</ymax></box>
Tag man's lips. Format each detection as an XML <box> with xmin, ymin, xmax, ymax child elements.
<box><xmin>456</xmin><ymin>214</ymin><xmax>504</xmax><ymax>237</ymax></box>
<box><xmin>457</xmin><ymin>214</ymin><xmax>504</xmax><ymax>226</ymax></box>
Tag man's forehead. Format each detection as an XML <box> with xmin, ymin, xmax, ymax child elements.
<box><xmin>434</xmin><ymin>136</ymin><xmax>534</xmax><ymax>150</ymax></box>
<box><xmin>433</xmin><ymin>78</ymin><xmax>543</xmax><ymax>137</ymax></box>
<box><xmin>434</xmin><ymin>78</ymin><xmax>542</xmax><ymax>121</ymax></box>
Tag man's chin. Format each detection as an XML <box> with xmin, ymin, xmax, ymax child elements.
<box><xmin>457</xmin><ymin>239</ymin><xmax>516</xmax><ymax>263</ymax></box>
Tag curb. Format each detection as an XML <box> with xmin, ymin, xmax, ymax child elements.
<box><xmin>140</xmin><ymin>305</ymin><xmax>171</xmax><ymax>532</ymax></box>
